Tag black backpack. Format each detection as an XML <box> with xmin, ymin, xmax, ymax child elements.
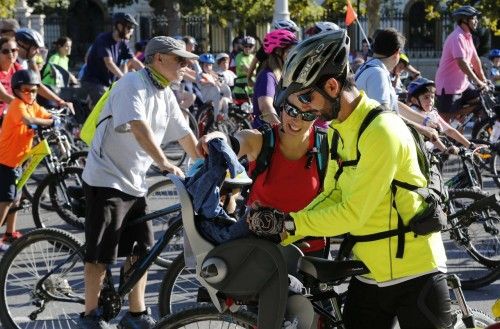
<box><xmin>333</xmin><ymin>106</ymin><xmax>447</xmax><ymax>260</ymax></box>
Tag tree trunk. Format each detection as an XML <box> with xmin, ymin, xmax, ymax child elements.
<box><xmin>365</xmin><ymin>0</ymin><xmax>381</xmax><ymax>37</ymax></box>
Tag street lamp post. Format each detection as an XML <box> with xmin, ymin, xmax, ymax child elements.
<box><xmin>273</xmin><ymin>0</ymin><xmax>290</xmax><ymax>23</ymax></box>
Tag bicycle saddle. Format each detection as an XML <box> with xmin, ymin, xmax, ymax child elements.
<box><xmin>298</xmin><ymin>256</ymin><xmax>370</xmax><ymax>283</ymax></box>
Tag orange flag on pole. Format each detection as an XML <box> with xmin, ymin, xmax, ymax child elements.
<box><xmin>345</xmin><ymin>0</ymin><xmax>357</xmax><ymax>26</ymax></box>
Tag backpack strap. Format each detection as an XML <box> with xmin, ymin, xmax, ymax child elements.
<box><xmin>313</xmin><ymin>126</ymin><xmax>329</xmax><ymax>188</ymax></box>
<box><xmin>354</xmin><ymin>59</ymin><xmax>378</xmax><ymax>81</ymax></box>
<box><xmin>331</xmin><ymin>106</ymin><xmax>387</xmax><ymax>181</ymax></box>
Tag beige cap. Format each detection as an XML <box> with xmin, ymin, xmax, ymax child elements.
<box><xmin>145</xmin><ymin>36</ymin><xmax>198</xmax><ymax>59</ymax></box>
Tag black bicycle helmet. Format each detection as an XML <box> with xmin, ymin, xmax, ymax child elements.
<box><xmin>452</xmin><ymin>5</ymin><xmax>481</xmax><ymax>22</ymax></box>
<box><xmin>112</xmin><ymin>13</ymin><xmax>138</xmax><ymax>26</ymax></box>
<box><xmin>15</xmin><ymin>28</ymin><xmax>44</xmax><ymax>48</ymax></box>
<box><xmin>275</xmin><ymin>29</ymin><xmax>350</xmax><ymax>107</ymax></box>
<box><xmin>11</xmin><ymin>69</ymin><xmax>41</xmax><ymax>90</ymax></box>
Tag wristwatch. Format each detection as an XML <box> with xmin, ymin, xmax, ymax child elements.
<box><xmin>283</xmin><ymin>218</ymin><xmax>296</xmax><ymax>235</ymax></box>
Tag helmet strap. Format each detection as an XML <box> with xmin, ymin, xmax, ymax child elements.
<box><xmin>315</xmin><ymin>86</ymin><xmax>342</xmax><ymax>120</ymax></box>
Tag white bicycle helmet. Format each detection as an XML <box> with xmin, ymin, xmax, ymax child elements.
<box><xmin>272</xmin><ymin>19</ymin><xmax>299</xmax><ymax>33</ymax></box>
<box><xmin>15</xmin><ymin>28</ymin><xmax>44</xmax><ymax>48</ymax></box>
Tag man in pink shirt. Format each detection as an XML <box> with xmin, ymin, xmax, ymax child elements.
<box><xmin>435</xmin><ymin>5</ymin><xmax>488</xmax><ymax>122</ymax></box>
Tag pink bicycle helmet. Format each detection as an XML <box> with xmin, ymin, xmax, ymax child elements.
<box><xmin>263</xmin><ymin>29</ymin><xmax>298</xmax><ymax>55</ymax></box>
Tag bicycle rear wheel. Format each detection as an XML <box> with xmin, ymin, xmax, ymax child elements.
<box><xmin>154</xmin><ymin>304</ymin><xmax>257</xmax><ymax>329</ymax></box>
<box><xmin>0</xmin><ymin>228</ymin><xmax>85</xmax><ymax>329</ymax></box>
<box><xmin>452</xmin><ymin>309</ymin><xmax>495</xmax><ymax>328</ymax></box>
<box><xmin>32</xmin><ymin>167</ymin><xmax>85</xmax><ymax>231</ymax></box>
<box><xmin>146</xmin><ymin>179</ymin><xmax>184</xmax><ymax>268</ymax></box>
<box><xmin>158</xmin><ymin>252</ymin><xmax>201</xmax><ymax>316</ymax></box>
<box><xmin>444</xmin><ymin>189</ymin><xmax>500</xmax><ymax>289</ymax></box>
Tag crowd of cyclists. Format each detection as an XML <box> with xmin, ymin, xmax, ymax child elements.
<box><xmin>0</xmin><ymin>3</ymin><xmax>499</xmax><ymax>329</ymax></box>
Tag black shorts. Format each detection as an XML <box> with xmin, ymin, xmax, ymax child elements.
<box><xmin>83</xmin><ymin>182</ymin><xmax>153</xmax><ymax>264</ymax></box>
<box><xmin>343</xmin><ymin>273</ymin><xmax>452</xmax><ymax>329</ymax></box>
<box><xmin>436</xmin><ymin>86</ymin><xmax>481</xmax><ymax>113</ymax></box>
<box><xmin>0</xmin><ymin>164</ymin><xmax>20</xmax><ymax>202</ymax></box>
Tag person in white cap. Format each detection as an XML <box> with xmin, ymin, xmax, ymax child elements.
<box><xmin>79</xmin><ymin>36</ymin><xmax>201</xmax><ymax>329</ymax></box>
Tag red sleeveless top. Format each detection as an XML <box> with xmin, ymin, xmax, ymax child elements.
<box><xmin>247</xmin><ymin>126</ymin><xmax>321</xmax><ymax>213</ymax></box>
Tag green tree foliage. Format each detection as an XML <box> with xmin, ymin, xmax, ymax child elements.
<box><xmin>424</xmin><ymin>0</ymin><xmax>498</xmax><ymax>35</ymax></box>
<box><xmin>0</xmin><ymin>0</ymin><xmax>16</xmax><ymax>17</ymax></box>
<box><xmin>173</xmin><ymin>0</ymin><xmax>324</xmax><ymax>31</ymax></box>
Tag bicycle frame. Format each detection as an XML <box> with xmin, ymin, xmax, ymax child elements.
<box><xmin>15</xmin><ymin>139</ymin><xmax>51</xmax><ymax>191</ymax></box>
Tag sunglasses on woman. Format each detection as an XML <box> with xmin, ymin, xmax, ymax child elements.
<box><xmin>282</xmin><ymin>102</ymin><xmax>318</xmax><ymax>122</ymax></box>
<box><xmin>1</xmin><ymin>48</ymin><xmax>18</xmax><ymax>55</ymax></box>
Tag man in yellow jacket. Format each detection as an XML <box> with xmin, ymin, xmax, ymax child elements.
<box><xmin>248</xmin><ymin>30</ymin><xmax>451</xmax><ymax>328</ymax></box>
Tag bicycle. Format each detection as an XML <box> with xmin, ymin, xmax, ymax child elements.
<box><xmin>10</xmin><ymin>114</ymin><xmax>76</xmax><ymax>213</ymax></box>
<box><xmin>0</xmin><ymin>198</ymin><xmax>184</xmax><ymax>329</ymax></box>
<box><xmin>152</xmin><ymin>175</ymin><xmax>494</xmax><ymax>329</ymax></box>
<box><xmin>443</xmin><ymin>190</ymin><xmax>500</xmax><ymax>289</ymax></box>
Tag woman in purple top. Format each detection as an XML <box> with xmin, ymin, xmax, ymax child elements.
<box><xmin>251</xmin><ymin>29</ymin><xmax>297</xmax><ymax>128</ymax></box>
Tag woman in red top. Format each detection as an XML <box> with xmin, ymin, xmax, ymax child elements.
<box><xmin>0</xmin><ymin>37</ymin><xmax>22</xmax><ymax>126</ymax></box>
<box><xmin>198</xmin><ymin>101</ymin><xmax>327</xmax><ymax>255</ymax></box>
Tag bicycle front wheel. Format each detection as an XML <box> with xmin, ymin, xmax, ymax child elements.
<box><xmin>0</xmin><ymin>228</ymin><xmax>85</xmax><ymax>329</ymax></box>
<box><xmin>453</xmin><ymin>309</ymin><xmax>495</xmax><ymax>328</ymax></box>
<box><xmin>32</xmin><ymin>167</ymin><xmax>85</xmax><ymax>231</ymax></box>
<box><xmin>444</xmin><ymin>189</ymin><xmax>500</xmax><ymax>289</ymax></box>
<box><xmin>154</xmin><ymin>304</ymin><xmax>257</xmax><ymax>329</ymax></box>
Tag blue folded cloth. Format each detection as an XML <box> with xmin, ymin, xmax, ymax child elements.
<box><xmin>185</xmin><ymin>138</ymin><xmax>245</xmax><ymax>219</ymax></box>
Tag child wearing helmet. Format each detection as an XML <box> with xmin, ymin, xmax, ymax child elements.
<box><xmin>233</xmin><ymin>36</ymin><xmax>256</xmax><ymax>100</ymax></box>
<box><xmin>407</xmin><ymin>77</ymin><xmax>474</xmax><ymax>153</ymax></box>
<box><xmin>0</xmin><ymin>69</ymin><xmax>56</xmax><ymax>251</ymax></box>
<box><xmin>215</xmin><ymin>53</ymin><xmax>236</xmax><ymax>87</ymax></box>
<box><xmin>198</xmin><ymin>53</ymin><xmax>232</xmax><ymax>121</ymax></box>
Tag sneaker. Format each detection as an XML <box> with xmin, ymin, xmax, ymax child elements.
<box><xmin>77</xmin><ymin>309</ymin><xmax>113</xmax><ymax>329</ymax></box>
<box><xmin>118</xmin><ymin>308</ymin><xmax>156</xmax><ymax>329</ymax></box>
<box><xmin>0</xmin><ymin>242</ymin><xmax>9</xmax><ymax>252</ymax></box>
<box><xmin>2</xmin><ymin>231</ymin><xmax>23</xmax><ymax>244</ymax></box>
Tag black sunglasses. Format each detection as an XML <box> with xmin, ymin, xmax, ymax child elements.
<box><xmin>0</xmin><ymin>48</ymin><xmax>17</xmax><ymax>55</ymax></box>
<box><xmin>282</xmin><ymin>102</ymin><xmax>318</xmax><ymax>122</ymax></box>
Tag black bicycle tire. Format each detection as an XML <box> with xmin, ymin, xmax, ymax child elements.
<box><xmin>490</xmin><ymin>151</ymin><xmax>500</xmax><ymax>188</ymax></box>
<box><xmin>471</xmin><ymin>117</ymin><xmax>494</xmax><ymax>142</ymax></box>
<box><xmin>32</xmin><ymin>167</ymin><xmax>85</xmax><ymax>230</ymax></box>
<box><xmin>154</xmin><ymin>304</ymin><xmax>257</xmax><ymax>329</ymax></box>
<box><xmin>152</xmin><ymin>216</ymin><xmax>184</xmax><ymax>268</ymax></box>
<box><xmin>453</xmin><ymin>309</ymin><xmax>495</xmax><ymax>328</ymax></box>
<box><xmin>0</xmin><ymin>228</ymin><xmax>85</xmax><ymax>329</ymax></box>
<box><xmin>158</xmin><ymin>252</ymin><xmax>202</xmax><ymax>317</ymax></box>
<box><xmin>449</xmin><ymin>189</ymin><xmax>500</xmax><ymax>266</ymax></box>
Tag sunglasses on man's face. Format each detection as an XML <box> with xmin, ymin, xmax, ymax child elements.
<box><xmin>297</xmin><ymin>87</ymin><xmax>318</xmax><ymax>105</ymax></box>
<box><xmin>0</xmin><ymin>48</ymin><xmax>18</xmax><ymax>55</ymax></box>
<box><xmin>282</xmin><ymin>102</ymin><xmax>318</xmax><ymax>122</ymax></box>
